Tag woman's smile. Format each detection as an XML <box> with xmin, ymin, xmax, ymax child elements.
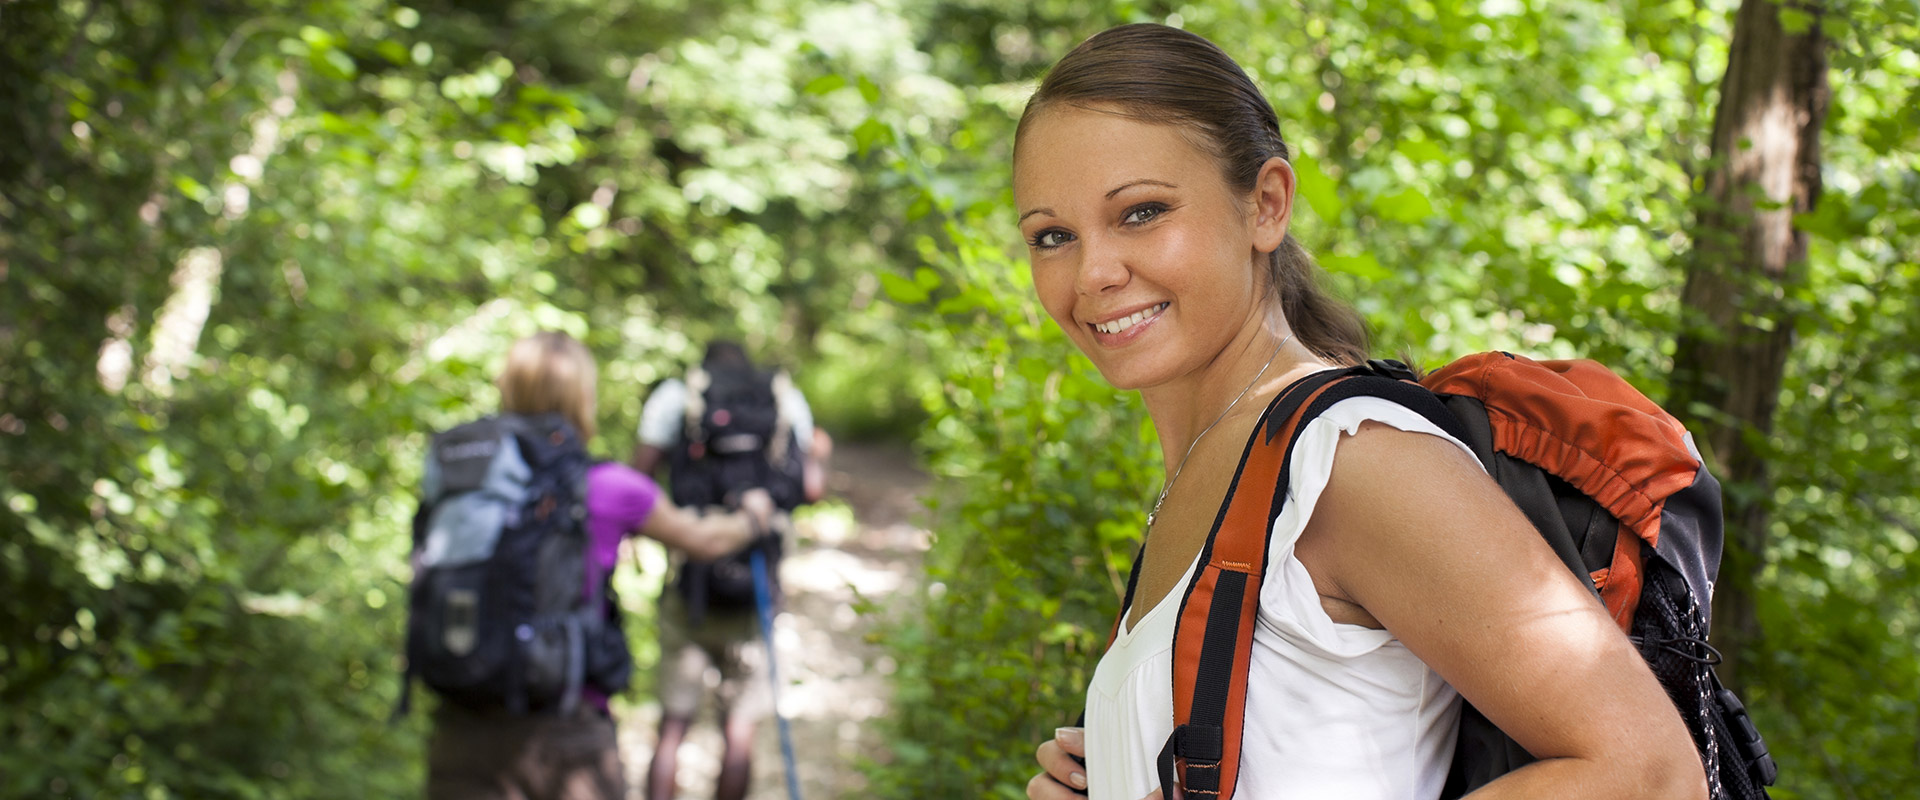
<box><xmin>1088</xmin><ymin>301</ymin><xmax>1169</xmax><ymax>340</ymax></box>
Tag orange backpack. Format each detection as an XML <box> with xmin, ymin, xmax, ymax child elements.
<box><xmin>1108</xmin><ymin>353</ymin><xmax>1776</xmax><ymax>799</ymax></box>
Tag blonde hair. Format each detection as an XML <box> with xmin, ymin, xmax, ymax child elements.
<box><xmin>497</xmin><ymin>331</ymin><xmax>598</xmax><ymax>440</ymax></box>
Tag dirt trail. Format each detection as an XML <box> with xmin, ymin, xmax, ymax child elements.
<box><xmin>619</xmin><ymin>442</ymin><xmax>931</xmax><ymax>800</ymax></box>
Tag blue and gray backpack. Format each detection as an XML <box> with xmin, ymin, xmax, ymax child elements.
<box><xmin>396</xmin><ymin>413</ymin><xmax>631</xmax><ymax>716</ymax></box>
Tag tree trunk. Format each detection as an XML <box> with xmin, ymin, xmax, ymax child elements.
<box><xmin>1668</xmin><ymin>0</ymin><xmax>1829</xmax><ymax>694</ymax></box>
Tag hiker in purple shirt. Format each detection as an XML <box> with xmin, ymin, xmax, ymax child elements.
<box><xmin>424</xmin><ymin>331</ymin><xmax>772</xmax><ymax>800</ymax></box>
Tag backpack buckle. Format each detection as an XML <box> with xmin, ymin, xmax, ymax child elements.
<box><xmin>1169</xmin><ymin>724</ymin><xmax>1223</xmax><ymax>793</ymax></box>
<box><xmin>1716</xmin><ymin>688</ymin><xmax>1779</xmax><ymax>785</ymax></box>
<box><xmin>1366</xmin><ymin>358</ymin><xmax>1418</xmax><ymax>382</ymax></box>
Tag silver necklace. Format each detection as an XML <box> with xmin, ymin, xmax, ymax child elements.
<box><xmin>1147</xmin><ymin>332</ymin><xmax>1294</xmax><ymax>530</ymax></box>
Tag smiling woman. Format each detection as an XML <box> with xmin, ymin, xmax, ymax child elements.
<box><xmin>1016</xmin><ymin>107</ymin><xmax>1280</xmax><ymax>394</ymax></box>
<box><xmin>1013</xmin><ymin>23</ymin><xmax>1707</xmax><ymax>800</ymax></box>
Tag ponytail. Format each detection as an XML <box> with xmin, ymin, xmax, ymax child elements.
<box><xmin>1272</xmin><ymin>235</ymin><xmax>1368</xmax><ymax>365</ymax></box>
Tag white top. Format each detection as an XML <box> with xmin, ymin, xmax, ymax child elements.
<box><xmin>1084</xmin><ymin>397</ymin><xmax>1475</xmax><ymax>800</ymax></box>
<box><xmin>637</xmin><ymin>375</ymin><xmax>815</xmax><ymax>451</ymax></box>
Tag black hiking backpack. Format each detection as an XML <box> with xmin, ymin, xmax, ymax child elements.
<box><xmin>398</xmin><ymin>413</ymin><xmax>632</xmax><ymax>716</ymax></box>
<box><xmin>665</xmin><ymin>364</ymin><xmax>807</xmax><ymax>622</ymax></box>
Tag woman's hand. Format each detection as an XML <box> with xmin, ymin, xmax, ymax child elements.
<box><xmin>1036</xmin><ymin>725</ymin><xmax>1182</xmax><ymax>794</ymax></box>
<box><xmin>1028</xmin><ymin>727</ymin><xmax>1182</xmax><ymax>800</ymax></box>
<box><xmin>641</xmin><ymin>495</ymin><xmax>763</xmax><ymax>560</ymax></box>
<box><xmin>1027</xmin><ymin>727</ymin><xmax>1088</xmax><ymax>799</ymax></box>
<box><xmin>738</xmin><ymin>488</ymin><xmax>775</xmax><ymax>531</ymax></box>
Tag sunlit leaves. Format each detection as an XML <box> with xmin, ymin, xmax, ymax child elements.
<box><xmin>1291</xmin><ymin>153</ymin><xmax>1344</xmax><ymax>222</ymax></box>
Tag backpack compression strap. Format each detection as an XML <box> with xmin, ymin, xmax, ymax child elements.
<box><xmin>768</xmin><ymin>370</ymin><xmax>795</xmax><ymax>467</ymax></box>
<box><xmin>682</xmin><ymin>367</ymin><xmax>711</xmax><ymax>450</ymax></box>
<box><xmin>1133</xmin><ymin>367</ymin><xmax>1460</xmax><ymax>798</ymax></box>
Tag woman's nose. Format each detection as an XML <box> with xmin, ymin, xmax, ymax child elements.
<box><xmin>1075</xmin><ymin>237</ymin><xmax>1129</xmax><ymax>296</ymax></box>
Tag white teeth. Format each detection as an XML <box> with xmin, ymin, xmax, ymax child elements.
<box><xmin>1093</xmin><ymin>303</ymin><xmax>1168</xmax><ymax>335</ymax></box>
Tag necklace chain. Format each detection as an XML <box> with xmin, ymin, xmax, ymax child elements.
<box><xmin>1147</xmin><ymin>332</ymin><xmax>1294</xmax><ymax>530</ymax></box>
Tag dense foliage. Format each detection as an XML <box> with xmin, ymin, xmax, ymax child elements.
<box><xmin>3</xmin><ymin>0</ymin><xmax>1915</xmax><ymax>798</ymax></box>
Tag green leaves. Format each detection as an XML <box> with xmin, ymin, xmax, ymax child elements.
<box><xmin>1293</xmin><ymin>153</ymin><xmax>1345</xmax><ymax>221</ymax></box>
<box><xmin>853</xmin><ymin>115</ymin><xmax>896</xmax><ymax>156</ymax></box>
<box><xmin>1778</xmin><ymin>7</ymin><xmax>1817</xmax><ymax>34</ymax></box>
<box><xmin>1373</xmin><ymin>187</ymin><xmax>1437</xmax><ymax>223</ymax></box>
<box><xmin>879</xmin><ymin>268</ymin><xmax>943</xmax><ymax>304</ymax></box>
<box><xmin>1321</xmin><ymin>252</ymin><xmax>1393</xmax><ymax>281</ymax></box>
<box><xmin>803</xmin><ymin>73</ymin><xmax>850</xmax><ymax>95</ymax></box>
<box><xmin>1796</xmin><ymin>182</ymin><xmax>1893</xmax><ymax>242</ymax></box>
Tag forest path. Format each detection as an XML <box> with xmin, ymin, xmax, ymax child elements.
<box><xmin>619</xmin><ymin>441</ymin><xmax>932</xmax><ymax>800</ymax></box>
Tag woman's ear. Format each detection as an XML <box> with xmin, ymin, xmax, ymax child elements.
<box><xmin>1250</xmin><ymin>156</ymin><xmax>1296</xmax><ymax>253</ymax></box>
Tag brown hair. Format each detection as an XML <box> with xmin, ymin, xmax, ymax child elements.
<box><xmin>1016</xmin><ymin>23</ymin><xmax>1369</xmax><ymax>364</ymax></box>
<box><xmin>497</xmin><ymin>331</ymin><xmax>598</xmax><ymax>439</ymax></box>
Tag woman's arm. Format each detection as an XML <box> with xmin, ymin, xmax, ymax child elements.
<box><xmin>1302</xmin><ymin>422</ymin><xmax>1707</xmax><ymax>800</ymax></box>
<box><xmin>640</xmin><ymin>488</ymin><xmax>774</xmax><ymax>561</ymax></box>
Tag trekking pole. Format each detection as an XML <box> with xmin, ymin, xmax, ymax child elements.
<box><xmin>751</xmin><ymin>542</ymin><xmax>804</xmax><ymax>800</ymax></box>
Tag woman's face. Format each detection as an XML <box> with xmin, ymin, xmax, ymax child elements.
<box><xmin>1014</xmin><ymin>105</ymin><xmax>1282</xmax><ymax>391</ymax></box>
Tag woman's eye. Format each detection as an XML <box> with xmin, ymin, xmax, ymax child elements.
<box><xmin>1028</xmin><ymin>229</ymin><xmax>1074</xmax><ymax>249</ymax></box>
<box><xmin>1123</xmin><ymin>203</ymin><xmax>1167</xmax><ymax>225</ymax></box>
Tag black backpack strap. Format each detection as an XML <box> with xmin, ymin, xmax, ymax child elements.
<box><xmin>1267</xmin><ymin>366</ymin><xmax>1465</xmax><ymax>445</ymax></box>
<box><xmin>395</xmin><ymin>503</ymin><xmax>431</xmax><ymax>722</ymax></box>
<box><xmin>1108</xmin><ymin>540</ymin><xmax>1149</xmax><ymax>648</ymax></box>
<box><xmin>558</xmin><ymin>615</ymin><xmax>586</xmax><ymax>716</ymax></box>
<box><xmin>564</xmin><ymin>455</ymin><xmax>599</xmax><ymax>715</ymax></box>
<box><xmin>390</xmin><ymin>662</ymin><xmax>416</xmax><ymax>723</ymax></box>
<box><xmin>573</xmin><ymin>458</ymin><xmax>600</xmax><ymax>613</ymax></box>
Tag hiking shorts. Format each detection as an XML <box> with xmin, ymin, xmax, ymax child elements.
<box><xmin>654</xmin><ymin>590</ymin><xmax>772</xmax><ymax>724</ymax></box>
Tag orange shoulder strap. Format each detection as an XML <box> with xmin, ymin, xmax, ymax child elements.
<box><xmin>1133</xmin><ymin>367</ymin><xmax>1462</xmax><ymax>798</ymax></box>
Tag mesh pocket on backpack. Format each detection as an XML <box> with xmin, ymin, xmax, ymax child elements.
<box><xmin>1632</xmin><ymin>557</ymin><xmax>1771</xmax><ymax>800</ymax></box>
